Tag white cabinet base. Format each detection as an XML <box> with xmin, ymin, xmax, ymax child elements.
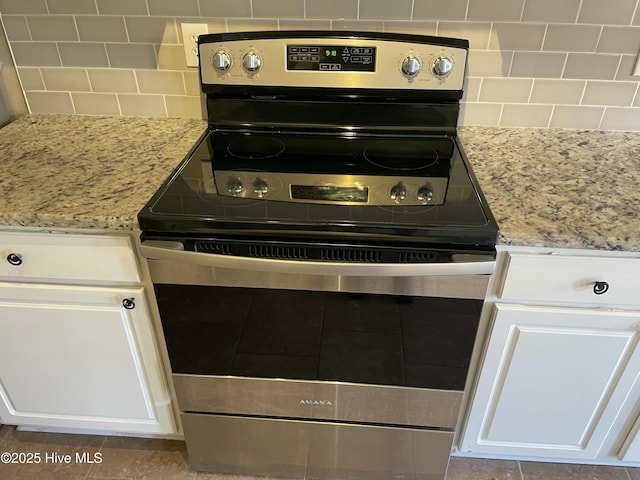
<box><xmin>0</xmin><ymin>282</ymin><xmax>175</xmax><ymax>435</ymax></box>
<box><xmin>460</xmin><ymin>303</ymin><xmax>640</xmax><ymax>461</ymax></box>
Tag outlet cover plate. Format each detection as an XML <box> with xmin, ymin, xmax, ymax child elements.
<box><xmin>181</xmin><ymin>23</ymin><xmax>208</xmax><ymax>67</ymax></box>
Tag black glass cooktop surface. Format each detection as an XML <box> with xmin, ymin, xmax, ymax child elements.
<box><xmin>138</xmin><ymin>129</ymin><xmax>498</xmax><ymax>249</ymax></box>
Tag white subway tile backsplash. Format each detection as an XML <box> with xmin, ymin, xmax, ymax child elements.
<box><xmin>27</xmin><ymin>16</ymin><xmax>78</xmax><ymax>42</ymax></box>
<box><xmin>563</xmin><ymin>53</ymin><xmax>621</xmax><ymax>80</ymax></box>
<box><xmin>156</xmin><ymin>44</ymin><xmax>188</xmax><ymax>70</ymax></box>
<box><xmin>582</xmin><ymin>81</ymin><xmax>638</xmax><ymax>106</ymax></box>
<box><xmin>460</xmin><ymin>102</ymin><xmax>502</xmax><ymax>126</ymax></box>
<box><xmin>413</xmin><ymin>0</ymin><xmax>468</xmax><ymax>21</ymax></box>
<box><xmin>521</xmin><ymin>0</ymin><xmax>580</xmax><ymax>23</ymax></box>
<box><xmin>12</xmin><ymin>42</ymin><xmax>61</xmax><ymax>66</ymax></box>
<box><xmin>72</xmin><ymin>92</ymin><xmax>120</xmax><ymax>115</ymax></box>
<box><xmin>578</xmin><ymin>0</ymin><xmax>637</xmax><ymax>26</ymax></box>
<box><xmin>332</xmin><ymin>20</ymin><xmax>384</xmax><ymax>31</ymax></box>
<box><xmin>226</xmin><ymin>19</ymin><xmax>279</xmax><ymax>32</ymax></box>
<box><xmin>1</xmin><ymin>16</ymin><xmax>32</xmax><ymax>41</ymax></box>
<box><xmin>0</xmin><ymin>0</ymin><xmax>47</xmax><ymax>14</ymax></box>
<box><xmin>542</xmin><ymin>24</ymin><xmax>601</xmax><ymax>52</ymax></box>
<box><xmin>252</xmin><ymin>0</ymin><xmax>305</xmax><ymax>19</ymax></box>
<box><xmin>550</xmin><ymin>106</ymin><xmax>604</xmax><ymax>129</ymax></box>
<box><xmin>17</xmin><ymin>67</ymin><xmax>45</xmax><ymax>90</ymax></box>
<box><xmin>279</xmin><ymin>19</ymin><xmax>332</xmax><ymax>30</ymax></box>
<box><xmin>147</xmin><ymin>0</ymin><xmax>199</xmax><ymax>17</ymax></box>
<box><xmin>596</xmin><ymin>27</ymin><xmax>640</xmax><ymax>54</ymax></box>
<box><xmin>489</xmin><ymin>23</ymin><xmax>546</xmax><ymax>51</ymax></box>
<box><xmin>479</xmin><ymin>78</ymin><xmax>533</xmax><ymax>103</ymax></box>
<box><xmin>468</xmin><ymin>50</ymin><xmax>513</xmax><ymax>77</ymax></box>
<box><xmin>41</xmin><ymin>67</ymin><xmax>90</xmax><ymax>91</ymax></box>
<box><xmin>467</xmin><ymin>0</ymin><xmax>524</xmax><ymax>21</ymax></box>
<box><xmin>59</xmin><ymin>43</ymin><xmax>110</xmax><ymax>67</ymax></box>
<box><xmin>359</xmin><ymin>0</ymin><xmax>413</xmax><ymax>20</ymax></box>
<box><xmin>199</xmin><ymin>0</ymin><xmax>252</xmax><ymax>18</ymax></box>
<box><xmin>500</xmin><ymin>104</ymin><xmax>553</xmax><ymax>127</ymax></box>
<box><xmin>183</xmin><ymin>71</ymin><xmax>201</xmax><ymax>96</ymax></box>
<box><xmin>600</xmin><ymin>107</ymin><xmax>640</xmax><ymax>130</ymax></box>
<box><xmin>438</xmin><ymin>22</ymin><xmax>492</xmax><ymax>49</ymax></box>
<box><xmin>305</xmin><ymin>0</ymin><xmax>359</xmax><ymax>19</ymax></box>
<box><xmin>76</xmin><ymin>16</ymin><xmax>128</xmax><ymax>43</ymax></box>
<box><xmin>46</xmin><ymin>0</ymin><xmax>97</xmax><ymax>15</ymax></box>
<box><xmin>6</xmin><ymin>0</ymin><xmax>640</xmax><ymax>130</ymax></box>
<box><xmin>136</xmin><ymin>70</ymin><xmax>185</xmax><ymax>95</ymax></box>
<box><xmin>616</xmin><ymin>55</ymin><xmax>640</xmax><ymax>80</ymax></box>
<box><xmin>124</xmin><ymin>17</ymin><xmax>179</xmax><ymax>44</ymax></box>
<box><xmin>26</xmin><ymin>91</ymin><xmax>74</xmax><ymax>114</ymax></box>
<box><xmin>118</xmin><ymin>94</ymin><xmax>166</xmax><ymax>117</ymax></box>
<box><xmin>165</xmin><ymin>95</ymin><xmax>203</xmax><ymax>118</ymax></box>
<box><xmin>530</xmin><ymin>79</ymin><xmax>585</xmax><ymax>104</ymax></box>
<box><xmin>88</xmin><ymin>69</ymin><xmax>138</xmax><ymax>93</ymax></box>
<box><xmin>510</xmin><ymin>52</ymin><xmax>566</xmax><ymax>78</ymax></box>
<box><xmin>383</xmin><ymin>21</ymin><xmax>437</xmax><ymax>35</ymax></box>
<box><xmin>106</xmin><ymin>43</ymin><xmax>157</xmax><ymax>69</ymax></box>
<box><xmin>96</xmin><ymin>0</ymin><xmax>148</xmax><ymax>15</ymax></box>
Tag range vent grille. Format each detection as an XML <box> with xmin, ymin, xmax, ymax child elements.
<box><xmin>193</xmin><ymin>240</ymin><xmax>446</xmax><ymax>263</ymax></box>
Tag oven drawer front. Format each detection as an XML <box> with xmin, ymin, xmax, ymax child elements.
<box><xmin>0</xmin><ymin>232</ymin><xmax>140</xmax><ymax>284</ymax></box>
<box><xmin>173</xmin><ymin>374</ymin><xmax>463</xmax><ymax>428</ymax></box>
<box><xmin>499</xmin><ymin>252</ymin><xmax>640</xmax><ymax>307</ymax></box>
<box><xmin>182</xmin><ymin>413</ymin><xmax>454</xmax><ymax>480</ymax></box>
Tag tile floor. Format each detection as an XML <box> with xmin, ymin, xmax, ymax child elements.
<box><xmin>0</xmin><ymin>424</ymin><xmax>638</xmax><ymax>480</ymax></box>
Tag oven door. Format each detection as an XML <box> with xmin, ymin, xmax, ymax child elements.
<box><xmin>140</xmin><ymin>240</ymin><xmax>493</xmax><ymax>479</ymax></box>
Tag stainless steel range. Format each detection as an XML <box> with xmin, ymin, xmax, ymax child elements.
<box><xmin>138</xmin><ymin>31</ymin><xmax>498</xmax><ymax>480</ymax></box>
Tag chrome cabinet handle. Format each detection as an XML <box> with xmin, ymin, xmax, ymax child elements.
<box><xmin>7</xmin><ymin>253</ymin><xmax>22</xmax><ymax>266</ymax></box>
<box><xmin>593</xmin><ymin>281</ymin><xmax>609</xmax><ymax>295</ymax></box>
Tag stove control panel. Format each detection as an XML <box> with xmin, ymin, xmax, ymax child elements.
<box><xmin>213</xmin><ymin>171</ymin><xmax>449</xmax><ymax>206</ymax></box>
<box><xmin>199</xmin><ymin>34</ymin><xmax>467</xmax><ymax>91</ymax></box>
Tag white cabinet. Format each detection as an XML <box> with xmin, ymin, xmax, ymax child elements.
<box><xmin>0</xmin><ymin>231</ymin><xmax>175</xmax><ymax>436</ymax></box>
<box><xmin>460</xmin><ymin>248</ymin><xmax>640</xmax><ymax>465</ymax></box>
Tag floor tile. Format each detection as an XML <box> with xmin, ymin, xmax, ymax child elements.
<box><xmin>445</xmin><ymin>456</ymin><xmax>522</xmax><ymax>480</ymax></box>
<box><xmin>89</xmin><ymin>436</ymin><xmax>196</xmax><ymax>480</ymax></box>
<box><xmin>0</xmin><ymin>427</ymin><xmax>104</xmax><ymax>480</ymax></box>
<box><xmin>520</xmin><ymin>461</ymin><xmax>629</xmax><ymax>480</ymax></box>
<box><xmin>628</xmin><ymin>466</ymin><xmax>640</xmax><ymax>480</ymax></box>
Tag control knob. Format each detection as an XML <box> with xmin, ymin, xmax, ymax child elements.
<box><xmin>432</xmin><ymin>56</ymin><xmax>453</xmax><ymax>77</ymax></box>
<box><xmin>252</xmin><ymin>178</ymin><xmax>269</xmax><ymax>198</ymax></box>
<box><xmin>212</xmin><ymin>50</ymin><xmax>231</xmax><ymax>72</ymax></box>
<box><xmin>417</xmin><ymin>185</ymin><xmax>434</xmax><ymax>204</ymax></box>
<box><xmin>390</xmin><ymin>182</ymin><xmax>407</xmax><ymax>203</ymax></box>
<box><xmin>401</xmin><ymin>56</ymin><xmax>421</xmax><ymax>78</ymax></box>
<box><xmin>226</xmin><ymin>177</ymin><xmax>244</xmax><ymax>196</ymax></box>
<box><xmin>242</xmin><ymin>51</ymin><xmax>262</xmax><ymax>73</ymax></box>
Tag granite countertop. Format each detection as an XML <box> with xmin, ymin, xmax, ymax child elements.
<box><xmin>0</xmin><ymin>114</ymin><xmax>639</xmax><ymax>252</ymax></box>
<box><xmin>0</xmin><ymin>114</ymin><xmax>206</xmax><ymax>230</ymax></box>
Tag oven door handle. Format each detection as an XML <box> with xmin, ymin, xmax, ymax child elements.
<box><xmin>140</xmin><ymin>241</ymin><xmax>495</xmax><ymax>276</ymax></box>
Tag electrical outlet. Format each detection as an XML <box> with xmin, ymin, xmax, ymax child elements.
<box><xmin>181</xmin><ymin>23</ymin><xmax>208</xmax><ymax>67</ymax></box>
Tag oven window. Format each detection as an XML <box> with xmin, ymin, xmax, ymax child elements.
<box><xmin>155</xmin><ymin>285</ymin><xmax>481</xmax><ymax>391</ymax></box>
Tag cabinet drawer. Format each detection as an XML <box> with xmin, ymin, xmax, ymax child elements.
<box><xmin>0</xmin><ymin>231</ymin><xmax>140</xmax><ymax>284</ymax></box>
<box><xmin>499</xmin><ymin>252</ymin><xmax>640</xmax><ymax>307</ymax></box>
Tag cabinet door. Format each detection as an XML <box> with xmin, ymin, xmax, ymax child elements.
<box><xmin>0</xmin><ymin>283</ymin><xmax>175</xmax><ymax>435</ymax></box>
<box><xmin>460</xmin><ymin>303</ymin><xmax>640</xmax><ymax>460</ymax></box>
<box><xmin>619</xmin><ymin>416</ymin><xmax>640</xmax><ymax>462</ymax></box>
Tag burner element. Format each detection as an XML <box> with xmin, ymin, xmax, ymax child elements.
<box><xmin>227</xmin><ymin>136</ymin><xmax>285</xmax><ymax>159</ymax></box>
<box><xmin>363</xmin><ymin>141</ymin><xmax>439</xmax><ymax>170</ymax></box>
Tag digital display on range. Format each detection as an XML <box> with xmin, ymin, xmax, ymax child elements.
<box><xmin>290</xmin><ymin>185</ymin><xmax>369</xmax><ymax>203</ymax></box>
<box><xmin>287</xmin><ymin>45</ymin><xmax>376</xmax><ymax>72</ymax></box>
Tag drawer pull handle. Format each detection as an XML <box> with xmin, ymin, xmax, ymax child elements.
<box><xmin>122</xmin><ymin>298</ymin><xmax>136</xmax><ymax>310</ymax></box>
<box><xmin>593</xmin><ymin>281</ymin><xmax>609</xmax><ymax>295</ymax></box>
<box><xmin>7</xmin><ymin>253</ymin><xmax>22</xmax><ymax>266</ymax></box>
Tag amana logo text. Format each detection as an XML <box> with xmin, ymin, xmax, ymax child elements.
<box><xmin>299</xmin><ymin>399</ymin><xmax>333</xmax><ymax>406</ymax></box>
